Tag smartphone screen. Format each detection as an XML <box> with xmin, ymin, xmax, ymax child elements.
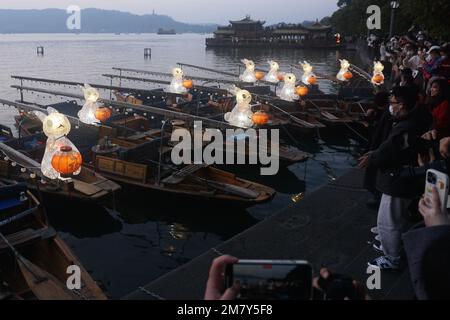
<box><xmin>225</xmin><ymin>260</ymin><xmax>312</xmax><ymax>300</ymax></box>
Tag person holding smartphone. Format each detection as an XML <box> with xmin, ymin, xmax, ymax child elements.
<box><xmin>402</xmin><ymin>187</ymin><xmax>450</xmax><ymax>299</ymax></box>
<box><xmin>204</xmin><ymin>256</ymin><xmax>369</xmax><ymax>300</ymax></box>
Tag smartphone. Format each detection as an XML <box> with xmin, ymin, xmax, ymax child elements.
<box><xmin>425</xmin><ymin>169</ymin><xmax>449</xmax><ymax>212</ymax></box>
<box><xmin>225</xmin><ymin>260</ymin><xmax>313</xmax><ymax>300</ymax></box>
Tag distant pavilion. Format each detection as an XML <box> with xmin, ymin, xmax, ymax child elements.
<box><xmin>206</xmin><ymin>16</ymin><xmax>339</xmax><ymax>49</ymax></box>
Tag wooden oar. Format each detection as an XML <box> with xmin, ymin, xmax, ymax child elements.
<box><xmin>0</xmin><ymin>231</ymin><xmax>78</xmax><ymax>300</ymax></box>
<box><xmin>177</xmin><ymin>62</ymin><xmax>239</xmax><ymax>78</ymax></box>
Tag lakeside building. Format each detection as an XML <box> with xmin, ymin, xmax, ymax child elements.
<box><xmin>206</xmin><ymin>16</ymin><xmax>340</xmax><ymax>49</ymax></box>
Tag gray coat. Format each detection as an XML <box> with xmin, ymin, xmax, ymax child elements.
<box><xmin>402</xmin><ymin>225</ymin><xmax>450</xmax><ymax>300</ymax></box>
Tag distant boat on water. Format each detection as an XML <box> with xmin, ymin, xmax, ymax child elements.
<box><xmin>157</xmin><ymin>28</ymin><xmax>176</xmax><ymax>35</ymax></box>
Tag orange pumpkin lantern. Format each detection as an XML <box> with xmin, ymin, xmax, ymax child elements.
<box><xmin>295</xmin><ymin>86</ymin><xmax>309</xmax><ymax>97</ymax></box>
<box><xmin>51</xmin><ymin>146</ymin><xmax>83</xmax><ymax>176</ymax></box>
<box><xmin>307</xmin><ymin>75</ymin><xmax>317</xmax><ymax>85</ymax></box>
<box><xmin>255</xmin><ymin>71</ymin><xmax>265</xmax><ymax>81</ymax></box>
<box><xmin>95</xmin><ymin>107</ymin><xmax>112</xmax><ymax>122</ymax></box>
<box><xmin>343</xmin><ymin>71</ymin><xmax>353</xmax><ymax>80</ymax></box>
<box><xmin>277</xmin><ymin>73</ymin><xmax>285</xmax><ymax>81</ymax></box>
<box><xmin>182</xmin><ymin>79</ymin><xmax>194</xmax><ymax>89</ymax></box>
<box><xmin>372</xmin><ymin>74</ymin><xmax>384</xmax><ymax>84</ymax></box>
<box><xmin>252</xmin><ymin>111</ymin><xmax>269</xmax><ymax>125</ymax></box>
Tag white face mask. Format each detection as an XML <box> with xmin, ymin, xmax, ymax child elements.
<box><xmin>389</xmin><ymin>105</ymin><xmax>395</xmax><ymax>116</ymax></box>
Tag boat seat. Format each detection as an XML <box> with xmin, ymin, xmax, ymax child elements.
<box><xmin>72</xmin><ymin>180</ymin><xmax>103</xmax><ymax>196</ymax></box>
<box><xmin>0</xmin><ymin>227</ymin><xmax>56</xmax><ymax>253</ymax></box>
<box><xmin>125</xmin><ymin>129</ymin><xmax>163</xmax><ymax>141</ymax></box>
<box><xmin>162</xmin><ymin>164</ymin><xmax>207</xmax><ymax>185</ymax></box>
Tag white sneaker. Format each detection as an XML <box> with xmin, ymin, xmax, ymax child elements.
<box><xmin>370</xmin><ymin>227</ymin><xmax>379</xmax><ymax>235</ymax></box>
<box><xmin>373</xmin><ymin>242</ymin><xmax>383</xmax><ymax>253</ymax></box>
<box><xmin>368</xmin><ymin>256</ymin><xmax>400</xmax><ymax>270</ymax></box>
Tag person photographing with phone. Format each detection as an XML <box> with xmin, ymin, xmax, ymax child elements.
<box><xmin>402</xmin><ymin>185</ymin><xmax>450</xmax><ymax>300</ymax></box>
<box><xmin>204</xmin><ymin>256</ymin><xmax>369</xmax><ymax>300</ymax></box>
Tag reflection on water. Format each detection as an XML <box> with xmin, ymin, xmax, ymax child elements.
<box><xmin>0</xmin><ymin>34</ymin><xmax>365</xmax><ymax>298</ymax></box>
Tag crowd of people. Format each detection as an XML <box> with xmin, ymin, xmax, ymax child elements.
<box><xmin>360</xmin><ymin>26</ymin><xmax>450</xmax><ymax>298</ymax></box>
<box><xmin>201</xmin><ymin>28</ymin><xmax>450</xmax><ymax>301</ymax></box>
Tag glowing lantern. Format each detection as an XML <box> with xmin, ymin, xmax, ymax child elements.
<box><xmin>372</xmin><ymin>74</ymin><xmax>384</xmax><ymax>85</ymax></box>
<box><xmin>79</xmin><ymin>84</ymin><xmax>101</xmax><ymax>125</ymax></box>
<box><xmin>308</xmin><ymin>75</ymin><xmax>317</xmax><ymax>85</ymax></box>
<box><xmin>300</xmin><ymin>61</ymin><xmax>316</xmax><ymax>85</ymax></box>
<box><xmin>371</xmin><ymin>61</ymin><xmax>385</xmax><ymax>86</ymax></box>
<box><xmin>95</xmin><ymin>107</ymin><xmax>112</xmax><ymax>122</ymax></box>
<box><xmin>335</xmin><ymin>33</ymin><xmax>341</xmax><ymax>45</ymax></box>
<box><xmin>252</xmin><ymin>111</ymin><xmax>269</xmax><ymax>125</ymax></box>
<box><xmin>51</xmin><ymin>146</ymin><xmax>83</xmax><ymax>176</ymax></box>
<box><xmin>296</xmin><ymin>86</ymin><xmax>309</xmax><ymax>97</ymax></box>
<box><xmin>344</xmin><ymin>71</ymin><xmax>353</xmax><ymax>80</ymax></box>
<box><xmin>239</xmin><ymin>59</ymin><xmax>257</xmax><ymax>83</ymax></box>
<box><xmin>182</xmin><ymin>79</ymin><xmax>194</xmax><ymax>89</ymax></box>
<box><xmin>337</xmin><ymin>59</ymin><xmax>352</xmax><ymax>82</ymax></box>
<box><xmin>167</xmin><ymin>68</ymin><xmax>187</xmax><ymax>94</ymax></box>
<box><xmin>255</xmin><ymin>71</ymin><xmax>265</xmax><ymax>81</ymax></box>
<box><xmin>33</xmin><ymin>108</ymin><xmax>81</xmax><ymax>180</ymax></box>
<box><xmin>277</xmin><ymin>73</ymin><xmax>299</xmax><ymax>102</ymax></box>
<box><xmin>224</xmin><ymin>88</ymin><xmax>254</xmax><ymax>128</ymax></box>
<box><xmin>264</xmin><ymin>61</ymin><xmax>280</xmax><ymax>83</ymax></box>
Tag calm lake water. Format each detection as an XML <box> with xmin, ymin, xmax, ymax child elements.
<box><xmin>0</xmin><ymin>33</ymin><xmax>365</xmax><ymax>298</ymax></box>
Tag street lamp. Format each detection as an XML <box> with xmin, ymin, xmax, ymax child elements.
<box><xmin>389</xmin><ymin>1</ymin><xmax>400</xmax><ymax>38</ymax></box>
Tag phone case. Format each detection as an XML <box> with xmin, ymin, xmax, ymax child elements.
<box><xmin>425</xmin><ymin>169</ymin><xmax>449</xmax><ymax>212</ymax></box>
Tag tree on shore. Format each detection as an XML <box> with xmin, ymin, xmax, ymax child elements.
<box><xmin>330</xmin><ymin>0</ymin><xmax>449</xmax><ymax>40</ymax></box>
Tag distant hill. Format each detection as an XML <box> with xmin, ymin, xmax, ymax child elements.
<box><xmin>0</xmin><ymin>8</ymin><xmax>217</xmax><ymax>33</ymax></box>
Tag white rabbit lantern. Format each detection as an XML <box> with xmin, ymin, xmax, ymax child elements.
<box><xmin>300</xmin><ymin>61</ymin><xmax>317</xmax><ymax>86</ymax></box>
<box><xmin>276</xmin><ymin>73</ymin><xmax>299</xmax><ymax>102</ymax></box>
<box><xmin>336</xmin><ymin>59</ymin><xmax>353</xmax><ymax>82</ymax></box>
<box><xmin>371</xmin><ymin>61</ymin><xmax>385</xmax><ymax>86</ymax></box>
<box><xmin>224</xmin><ymin>87</ymin><xmax>254</xmax><ymax>128</ymax></box>
<box><xmin>239</xmin><ymin>59</ymin><xmax>257</xmax><ymax>83</ymax></box>
<box><xmin>34</xmin><ymin>108</ymin><xmax>82</xmax><ymax>180</ymax></box>
<box><xmin>78</xmin><ymin>84</ymin><xmax>101</xmax><ymax>125</ymax></box>
<box><xmin>264</xmin><ymin>60</ymin><xmax>280</xmax><ymax>83</ymax></box>
<box><xmin>167</xmin><ymin>67</ymin><xmax>187</xmax><ymax>94</ymax></box>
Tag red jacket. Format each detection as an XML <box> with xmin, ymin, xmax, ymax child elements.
<box><xmin>431</xmin><ymin>100</ymin><xmax>450</xmax><ymax>137</ymax></box>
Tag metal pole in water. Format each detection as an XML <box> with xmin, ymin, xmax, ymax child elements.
<box><xmin>144</xmin><ymin>48</ymin><xmax>152</xmax><ymax>59</ymax></box>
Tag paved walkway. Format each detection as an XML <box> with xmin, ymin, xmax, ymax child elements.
<box><xmin>124</xmin><ymin>168</ymin><xmax>414</xmax><ymax>300</ymax></box>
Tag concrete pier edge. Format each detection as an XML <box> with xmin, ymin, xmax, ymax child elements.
<box><xmin>124</xmin><ymin>168</ymin><xmax>414</xmax><ymax>300</ymax></box>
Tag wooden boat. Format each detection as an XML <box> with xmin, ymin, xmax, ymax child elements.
<box><xmin>0</xmin><ymin>181</ymin><xmax>107</xmax><ymax>300</ymax></box>
<box><xmin>18</xmin><ymin>96</ymin><xmax>310</xmax><ymax>166</ymax></box>
<box><xmin>114</xmin><ymin>87</ymin><xmax>335</xmax><ymax>131</ymax></box>
<box><xmin>13</xmin><ymin>108</ymin><xmax>276</xmax><ymax>207</ymax></box>
<box><xmin>0</xmin><ymin>135</ymin><xmax>121</xmax><ymax>204</ymax></box>
<box><xmin>94</xmin><ymin>122</ymin><xmax>276</xmax><ymax>206</ymax></box>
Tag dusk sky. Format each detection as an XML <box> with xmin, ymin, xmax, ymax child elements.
<box><xmin>0</xmin><ymin>0</ymin><xmax>339</xmax><ymax>24</ymax></box>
